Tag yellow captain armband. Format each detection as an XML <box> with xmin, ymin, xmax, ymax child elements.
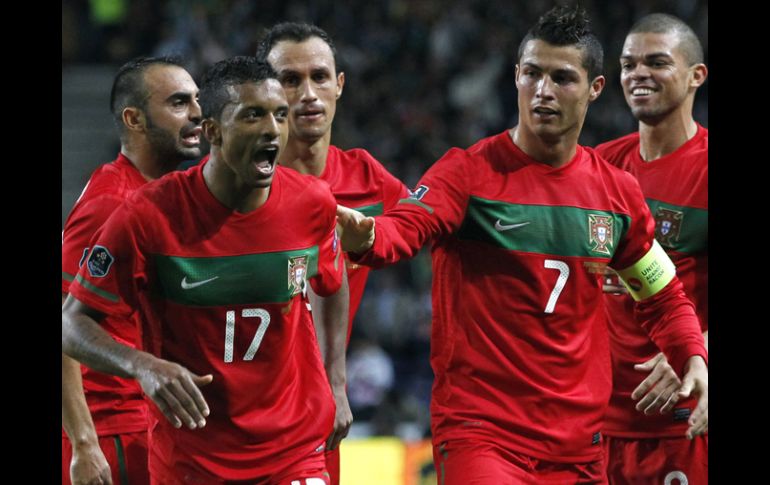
<box><xmin>614</xmin><ymin>240</ymin><xmax>677</xmax><ymax>301</ymax></box>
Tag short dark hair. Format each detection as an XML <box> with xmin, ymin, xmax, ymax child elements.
<box><xmin>199</xmin><ymin>56</ymin><xmax>279</xmax><ymax>121</ymax></box>
<box><xmin>629</xmin><ymin>13</ymin><xmax>704</xmax><ymax>66</ymax></box>
<box><xmin>517</xmin><ymin>5</ymin><xmax>603</xmax><ymax>80</ymax></box>
<box><xmin>255</xmin><ymin>22</ymin><xmax>340</xmax><ymax>72</ymax></box>
<box><xmin>109</xmin><ymin>56</ymin><xmax>185</xmax><ymax>133</ymax></box>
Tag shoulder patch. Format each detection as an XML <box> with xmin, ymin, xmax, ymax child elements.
<box><xmin>86</xmin><ymin>246</ymin><xmax>115</xmax><ymax>278</ymax></box>
<box><xmin>409</xmin><ymin>185</ymin><xmax>430</xmax><ymax>201</ymax></box>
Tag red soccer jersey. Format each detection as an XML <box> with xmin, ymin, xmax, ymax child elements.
<box><xmin>596</xmin><ymin>125</ymin><xmax>708</xmax><ymax>438</ymax></box>
<box><xmin>69</xmin><ymin>163</ymin><xmax>344</xmax><ymax>481</ymax></box>
<box><xmin>352</xmin><ymin>131</ymin><xmax>707</xmax><ymax>462</ymax></box>
<box><xmin>321</xmin><ymin>146</ymin><xmax>408</xmax><ymax>341</ymax></box>
<box><xmin>61</xmin><ymin>153</ymin><xmax>149</xmax><ymax>436</ymax></box>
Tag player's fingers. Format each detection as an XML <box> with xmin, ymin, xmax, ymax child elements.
<box><xmin>631</xmin><ymin>366</ymin><xmax>663</xmax><ymax>401</ymax></box>
<box><xmin>181</xmin><ymin>374</ymin><xmax>212</xmax><ymax>425</ymax></box>
<box><xmin>150</xmin><ymin>392</ymin><xmax>182</xmax><ymax>429</ymax></box>
<box><xmin>158</xmin><ymin>385</ymin><xmax>198</xmax><ymax>430</ymax></box>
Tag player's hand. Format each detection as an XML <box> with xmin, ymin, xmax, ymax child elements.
<box><xmin>336</xmin><ymin>205</ymin><xmax>375</xmax><ymax>253</ymax></box>
<box><xmin>326</xmin><ymin>384</ymin><xmax>353</xmax><ymax>450</ymax></box>
<box><xmin>631</xmin><ymin>352</ymin><xmax>682</xmax><ymax>414</ymax></box>
<box><xmin>70</xmin><ymin>441</ymin><xmax>112</xmax><ymax>485</ymax></box>
<box><xmin>133</xmin><ymin>353</ymin><xmax>213</xmax><ymax>430</ymax></box>
<box><xmin>679</xmin><ymin>355</ymin><xmax>708</xmax><ymax>439</ymax></box>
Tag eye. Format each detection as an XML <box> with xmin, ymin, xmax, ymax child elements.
<box><xmin>275</xmin><ymin>109</ymin><xmax>288</xmax><ymax>122</ymax></box>
<box><xmin>312</xmin><ymin>72</ymin><xmax>329</xmax><ymax>83</ymax></box>
<box><xmin>281</xmin><ymin>74</ymin><xmax>299</xmax><ymax>88</ymax></box>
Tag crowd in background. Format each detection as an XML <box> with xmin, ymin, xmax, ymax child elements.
<box><xmin>62</xmin><ymin>0</ymin><xmax>708</xmax><ymax>440</ymax></box>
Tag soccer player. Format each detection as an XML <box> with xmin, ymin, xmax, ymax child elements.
<box><xmin>336</xmin><ymin>6</ymin><xmax>707</xmax><ymax>483</ymax></box>
<box><xmin>62</xmin><ymin>56</ymin><xmax>203</xmax><ymax>485</ymax></box>
<box><xmin>595</xmin><ymin>13</ymin><xmax>708</xmax><ymax>484</ymax></box>
<box><xmin>62</xmin><ymin>57</ymin><xmax>349</xmax><ymax>484</ymax></box>
<box><xmin>257</xmin><ymin>22</ymin><xmax>410</xmax><ymax>484</ymax></box>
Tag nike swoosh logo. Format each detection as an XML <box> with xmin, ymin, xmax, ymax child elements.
<box><xmin>494</xmin><ymin>220</ymin><xmax>530</xmax><ymax>231</ymax></box>
<box><xmin>181</xmin><ymin>276</ymin><xmax>219</xmax><ymax>290</ymax></box>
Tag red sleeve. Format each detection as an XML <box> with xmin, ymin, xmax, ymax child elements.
<box><xmin>62</xmin><ymin>195</ymin><xmax>126</xmax><ymax>293</ymax></box>
<box><xmin>308</xmin><ymin>186</ymin><xmax>345</xmax><ymax>297</ymax></box>
<box><xmin>68</xmin><ymin>201</ymin><xmax>147</xmax><ymax>319</ymax></box>
<box><xmin>353</xmin><ymin>148</ymin><xmax>473</xmax><ymax>268</ymax></box>
<box><xmin>611</xmin><ymin>172</ymin><xmax>707</xmax><ymax>374</ymax></box>
<box><xmin>634</xmin><ymin>278</ymin><xmax>708</xmax><ymax>374</ymax></box>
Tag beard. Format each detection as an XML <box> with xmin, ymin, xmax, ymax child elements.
<box><xmin>145</xmin><ymin>116</ymin><xmax>201</xmax><ymax>164</ymax></box>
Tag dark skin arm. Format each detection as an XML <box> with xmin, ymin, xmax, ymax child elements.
<box><xmin>308</xmin><ymin>270</ymin><xmax>353</xmax><ymax>450</ymax></box>
<box><xmin>62</xmin><ymin>294</ymin><xmax>213</xmax><ymax>430</ymax></box>
<box><xmin>62</xmin><ymin>293</ymin><xmax>112</xmax><ymax>485</ymax></box>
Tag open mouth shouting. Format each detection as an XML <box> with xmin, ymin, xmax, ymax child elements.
<box><xmin>252</xmin><ymin>143</ymin><xmax>280</xmax><ymax>178</ymax></box>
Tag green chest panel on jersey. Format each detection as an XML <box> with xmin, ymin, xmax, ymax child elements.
<box><xmin>352</xmin><ymin>202</ymin><xmax>383</xmax><ymax>217</ymax></box>
<box><xmin>153</xmin><ymin>246</ymin><xmax>319</xmax><ymax>306</ymax></box>
<box><xmin>646</xmin><ymin>199</ymin><xmax>707</xmax><ymax>254</ymax></box>
<box><xmin>457</xmin><ymin>196</ymin><xmax>631</xmax><ymax>258</ymax></box>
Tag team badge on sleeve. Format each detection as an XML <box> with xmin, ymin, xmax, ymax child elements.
<box><xmin>588</xmin><ymin>214</ymin><xmax>614</xmax><ymax>255</ymax></box>
<box><xmin>654</xmin><ymin>207</ymin><xmax>683</xmax><ymax>247</ymax></box>
<box><xmin>409</xmin><ymin>185</ymin><xmax>430</xmax><ymax>200</ymax></box>
<box><xmin>288</xmin><ymin>255</ymin><xmax>309</xmax><ymax>296</ymax></box>
<box><xmin>86</xmin><ymin>246</ymin><xmax>115</xmax><ymax>278</ymax></box>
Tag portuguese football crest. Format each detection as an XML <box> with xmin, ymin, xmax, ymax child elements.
<box><xmin>654</xmin><ymin>207</ymin><xmax>684</xmax><ymax>248</ymax></box>
<box><xmin>288</xmin><ymin>255</ymin><xmax>309</xmax><ymax>297</ymax></box>
<box><xmin>588</xmin><ymin>214</ymin><xmax>614</xmax><ymax>255</ymax></box>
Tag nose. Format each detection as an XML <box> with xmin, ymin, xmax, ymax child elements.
<box><xmin>628</xmin><ymin>63</ymin><xmax>651</xmax><ymax>80</ymax></box>
<box><xmin>299</xmin><ymin>78</ymin><xmax>317</xmax><ymax>103</ymax></box>
<box><xmin>261</xmin><ymin>113</ymin><xmax>280</xmax><ymax>140</ymax></box>
<box><xmin>536</xmin><ymin>76</ymin><xmax>556</xmax><ymax>99</ymax></box>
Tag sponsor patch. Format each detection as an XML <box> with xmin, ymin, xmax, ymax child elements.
<box><xmin>409</xmin><ymin>184</ymin><xmax>430</xmax><ymax>201</ymax></box>
<box><xmin>288</xmin><ymin>255</ymin><xmax>309</xmax><ymax>297</ymax></box>
<box><xmin>588</xmin><ymin>214</ymin><xmax>614</xmax><ymax>255</ymax></box>
<box><xmin>654</xmin><ymin>207</ymin><xmax>684</xmax><ymax>248</ymax></box>
<box><xmin>86</xmin><ymin>246</ymin><xmax>114</xmax><ymax>278</ymax></box>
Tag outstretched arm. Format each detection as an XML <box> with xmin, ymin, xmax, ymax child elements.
<box><xmin>62</xmin><ymin>295</ymin><xmax>213</xmax><ymax>431</ymax></box>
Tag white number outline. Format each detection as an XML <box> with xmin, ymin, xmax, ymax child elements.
<box><xmin>544</xmin><ymin>259</ymin><xmax>569</xmax><ymax>314</ymax></box>
<box><xmin>224</xmin><ymin>308</ymin><xmax>271</xmax><ymax>363</ymax></box>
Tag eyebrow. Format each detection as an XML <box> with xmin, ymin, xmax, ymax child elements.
<box><xmin>621</xmin><ymin>52</ymin><xmax>673</xmax><ymax>61</ymax></box>
<box><xmin>165</xmin><ymin>91</ymin><xmax>196</xmax><ymax>103</ymax></box>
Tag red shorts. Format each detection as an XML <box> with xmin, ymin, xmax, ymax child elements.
<box><xmin>149</xmin><ymin>446</ymin><xmax>329</xmax><ymax>485</ymax></box>
<box><xmin>62</xmin><ymin>431</ymin><xmax>149</xmax><ymax>485</ymax></box>
<box><xmin>433</xmin><ymin>439</ymin><xmax>606</xmax><ymax>484</ymax></box>
<box><xmin>602</xmin><ymin>435</ymin><xmax>708</xmax><ymax>485</ymax></box>
<box><xmin>325</xmin><ymin>447</ymin><xmax>340</xmax><ymax>485</ymax></box>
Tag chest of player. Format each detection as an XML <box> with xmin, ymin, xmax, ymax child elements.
<box><xmin>147</xmin><ymin>247</ymin><xmax>318</xmax><ymax>308</ymax></box>
<box><xmin>456</xmin><ymin>195</ymin><xmax>630</xmax><ymax>262</ymax></box>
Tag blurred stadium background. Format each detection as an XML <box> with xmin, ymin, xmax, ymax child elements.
<box><xmin>62</xmin><ymin>1</ymin><xmax>707</xmax><ymax>483</ymax></box>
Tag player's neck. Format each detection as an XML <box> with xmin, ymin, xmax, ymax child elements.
<box><xmin>637</xmin><ymin>108</ymin><xmax>698</xmax><ymax>162</ymax></box>
<box><xmin>279</xmin><ymin>133</ymin><xmax>331</xmax><ymax>177</ymax></box>
<box><xmin>121</xmin><ymin>143</ymin><xmax>177</xmax><ymax>181</ymax></box>
<box><xmin>203</xmin><ymin>152</ymin><xmax>270</xmax><ymax>213</ymax></box>
<box><xmin>510</xmin><ymin>126</ymin><xmax>578</xmax><ymax>169</ymax></box>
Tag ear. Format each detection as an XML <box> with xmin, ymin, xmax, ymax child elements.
<box><xmin>336</xmin><ymin>71</ymin><xmax>345</xmax><ymax>100</ymax></box>
<box><xmin>122</xmin><ymin>107</ymin><xmax>146</xmax><ymax>133</ymax></box>
<box><xmin>514</xmin><ymin>64</ymin><xmax>520</xmax><ymax>82</ymax></box>
<box><xmin>588</xmin><ymin>75</ymin><xmax>606</xmax><ymax>102</ymax></box>
<box><xmin>689</xmin><ymin>63</ymin><xmax>708</xmax><ymax>89</ymax></box>
<box><xmin>202</xmin><ymin>119</ymin><xmax>222</xmax><ymax>146</ymax></box>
